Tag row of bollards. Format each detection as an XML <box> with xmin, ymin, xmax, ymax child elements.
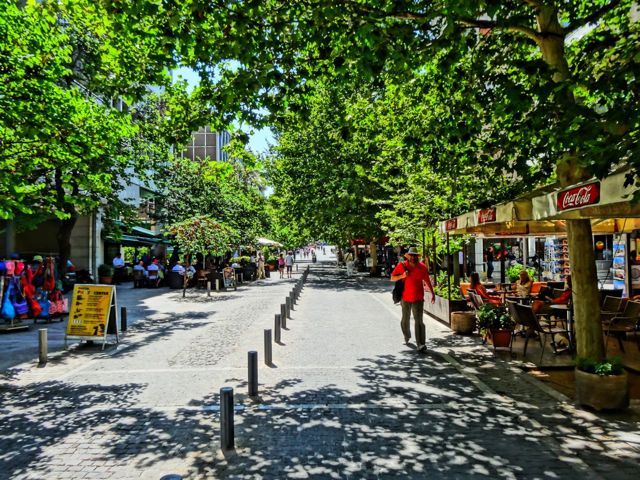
<box><xmin>220</xmin><ymin>265</ymin><xmax>311</xmax><ymax>450</ymax></box>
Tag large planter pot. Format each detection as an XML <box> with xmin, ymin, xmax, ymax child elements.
<box><xmin>451</xmin><ymin>311</ymin><xmax>476</xmax><ymax>334</ymax></box>
<box><xmin>424</xmin><ymin>295</ymin><xmax>468</xmax><ymax>326</ymax></box>
<box><xmin>99</xmin><ymin>276</ymin><xmax>112</xmax><ymax>284</ymax></box>
<box><xmin>575</xmin><ymin>368</ymin><xmax>629</xmax><ymax>411</ymax></box>
<box><xmin>490</xmin><ymin>329</ymin><xmax>512</xmax><ymax>349</ymax></box>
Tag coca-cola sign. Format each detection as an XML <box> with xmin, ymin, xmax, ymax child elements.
<box><xmin>557</xmin><ymin>182</ymin><xmax>600</xmax><ymax>211</ymax></box>
<box><xmin>445</xmin><ymin>219</ymin><xmax>458</xmax><ymax>231</ymax></box>
<box><xmin>477</xmin><ymin>208</ymin><xmax>496</xmax><ymax>224</ymax></box>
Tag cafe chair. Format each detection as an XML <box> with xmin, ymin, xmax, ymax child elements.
<box><xmin>132</xmin><ymin>269</ymin><xmax>145</xmax><ymax>288</ymax></box>
<box><xmin>196</xmin><ymin>269</ymin><xmax>209</xmax><ymax>289</ymax></box>
<box><xmin>603</xmin><ymin>301</ymin><xmax>640</xmax><ymax>354</ymax></box>
<box><xmin>512</xmin><ymin>302</ymin><xmax>572</xmax><ymax>362</ymax></box>
<box><xmin>468</xmin><ymin>291</ymin><xmax>484</xmax><ymax>311</ymax></box>
<box><xmin>601</xmin><ymin>295</ymin><xmax>624</xmax><ymax>315</ymax></box>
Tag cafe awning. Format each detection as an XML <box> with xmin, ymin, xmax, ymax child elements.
<box><xmin>531</xmin><ymin>169</ymin><xmax>640</xmax><ymax>233</ymax></box>
<box><xmin>441</xmin><ymin>198</ymin><xmax>565</xmax><ymax>237</ymax></box>
<box><xmin>257</xmin><ymin>237</ymin><xmax>283</xmax><ymax>247</ymax></box>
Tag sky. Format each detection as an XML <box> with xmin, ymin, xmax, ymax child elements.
<box><xmin>172</xmin><ymin>67</ymin><xmax>275</xmax><ymax>155</ymax></box>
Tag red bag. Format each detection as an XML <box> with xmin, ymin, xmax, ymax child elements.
<box><xmin>48</xmin><ymin>291</ymin><xmax>67</xmax><ymax>315</ymax></box>
<box><xmin>28</xmin><ymin>295</ymin><xmax>42</xmax><ymax>318</ymax></box>
<box><xmin>43</xmin><ymin>257</ymin><xmax>56</xmax><ymax>292</ymax></box>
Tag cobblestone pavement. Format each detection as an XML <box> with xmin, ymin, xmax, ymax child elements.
<box><xmin>1</xmin><ymin>257</ymin><xmax>639</xmax><ymax>479</ymax></box>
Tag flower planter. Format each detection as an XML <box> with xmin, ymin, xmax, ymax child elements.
<box><xmin>424</xmin><ymin>295</ymin><xmax>468</xmax><ymax>326</ymax></box>
<box><xmin>490</xmin><ymin>329</ymin><xmax>512</xmax><ymax>349</ymax></box>
<box><xmin>451</xmin><ymin>311</ymin><xmax>476</xmax><ymax>334</ymax></box>
<box><xmin>575</xmin><ymin>368</ymin><xmax>629</xmax><ymax>411</ymax></box>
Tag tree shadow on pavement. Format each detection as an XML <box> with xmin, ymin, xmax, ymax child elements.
<box><xmin>1</xmin><ymin>349</ymin><xmax>639</xmax><ymax>479</ymax></box>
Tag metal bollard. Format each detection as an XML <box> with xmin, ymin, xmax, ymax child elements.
<box><xmin>291</xmin><ymin>290</ymin><xmax>296</xmax><ymax>305</ymax></box>
<box><xmin>220</xmin><ymin>387</ymin><xmax>235</xmax><ymax>450</ymax></box>
<box><xmin>207</xmin><ymin>281</ymin><xmax>211</xmax><ymax>297</ymax></box>
<box><xmin>280</xmin><ymin>304</ymin><xmax>287</xmax><ymax>326</ymax></box>
<box><xmin>275</xmin><ymin>314</ymin><xmax>281</xmax><ymax>342</ymax></box>
<box><xmin>286</xmin><ymin>297</ymin><xmax>291</xmax><ymax>318</ymax></box>
<box><xmin>38</xmin><ymin>328</ymin><xmax>47</xmax><ymax>365</ymax></box>
<box><xmin>216</xmin><ymin>278</ymin><xmax>220</xmax><ymax>291</ymax></box>
<box><xmin>264</xmin><ymin>329</ymin><xmax>272</xmax><ymax>365</ymax></box>
<box><xmin>296</xmin><ymin>264</ymin><xmax>299</xmax><ymax>272</ymax></box>
<box><xmin>248</xmin><ymin>351</ymin><xmax>258</xmax><ymax>396</ymax></box>
<box><xmin>120</xmin><ymin>306</ymin><xmax>127</xmax><ymax>332</ymax></box>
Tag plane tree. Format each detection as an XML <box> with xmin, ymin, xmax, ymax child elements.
<box><xmin>105</xmin><ymin>1</ymin><xmax>640</xmax><ymax>361</ymax></box>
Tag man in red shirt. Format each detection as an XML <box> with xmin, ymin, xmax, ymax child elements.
<box><xmin>391</xmin><ymin>247</ymin><xmax>436</xmax><ymax>353</ymax></box>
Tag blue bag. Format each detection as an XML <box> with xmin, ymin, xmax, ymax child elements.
<box><xmin>1</xmin><ymin>282</ymin><xmax>16</xmax><ymax>320</ymax></box>
<box><xmin>10</xmin><ymin>277</ymin><xmax>28</xmax><ymax>316</ymax></box>
<box><xmin>37</xmin><ymin>291</ymin><xmax>50</xmax><ymax>318</ymax></box>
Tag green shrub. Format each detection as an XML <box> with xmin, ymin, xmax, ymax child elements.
<box><xmin>98</xmin><ymin>264</ymin><xmax>114</xmax><ymax>276</ymax></box>
<box><xmin>476</xmin><ymin>304</ymin><xmax>514</xmax><ymax>336</ymax></box>
<box><xmin>506</xmin><ymin>263</ymin><xmax>536</xmax><ymax>282</ymax></box>
<box><xmin>576</xmin><ymin>356</ymin><xmax>625</xmax><ymax>376</ymax></box>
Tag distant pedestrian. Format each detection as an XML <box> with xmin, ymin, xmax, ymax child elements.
<box><xmin>390</xmin><ymin>247</ymin><xmax>436</xmax><ymax>353</ymax></box>
<box><xmin>485</xmin><ymin>246</ymin><xmax>495</xmax><ymax>281</ymax></box>
<box><xmin>112</xmin><ymin>253</ymin><xmax>125</xmax><ymax>285</ymax></box>
<box><xmin>285</xmin><ymin>251</ymin><xmax>295</xmax><ymax>278</ymax></box>
<box><xmin>277</xmin><ymin>253</ymin><xmax>285</xmax><ymax>279</ymax></box>
<box><xmin>257</xmin><ymin>253</ymin><xmax>266</xmax><ymax>279</ymax></box>
<box><xmin>345</xmin><ymin>250</ymin><xmax>355</xmax><ymax>276</ymax></box>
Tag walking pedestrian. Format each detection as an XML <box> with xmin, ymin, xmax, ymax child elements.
<box><xmin>277</xmin><ymin>253</ymin><xmax>285</xmax><ymax>279</ymax></box>
<box><xmin>285</xmin><ymin>251</ymin><xmax>295</xmax><ymax>278</ymax></box>
<box><xmin>257</xmin><ymin>252</ymin><xmax>266</xmax><ymax>279</ymax></box>
<box><xmin>485</xmin><ymin>245</ymin><xmax>495</xmax><ymax>280</ymax></box>
<box><xmin>390</xmin><ymin>247</ymin><xmax>436</xmax><ymax>353</ymax></box>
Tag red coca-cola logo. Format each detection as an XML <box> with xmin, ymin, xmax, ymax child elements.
<box><xmin>557</xmin><ymin>182</ymin><xmax>600</xmax><ymax>211</ymax></box>
<box><xmin>445</xmin><ymin>219</ymin><xmax>457</xmax><ymax>231</ymax></box>
<box><xmin>477</xmin><ymin>208</ymin><xmax>496</xmax><ymax>224</ymax></box>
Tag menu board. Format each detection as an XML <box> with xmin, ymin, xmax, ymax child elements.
<box><xmin>66</xmin><ymin>284</ymin><xmax>116</xmax><ymax>340</ymax></box>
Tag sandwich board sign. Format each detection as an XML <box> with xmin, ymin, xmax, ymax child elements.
<box><xmin>65</xmin><ymin>284</ymin><xmax>119</xmax><ymax>350</ymax></box>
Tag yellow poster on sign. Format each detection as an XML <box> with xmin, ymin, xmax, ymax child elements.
<box><xmin>66</xmin><ymin>284</ymin><xmax>115</xmax><ymax>338</ymax></box>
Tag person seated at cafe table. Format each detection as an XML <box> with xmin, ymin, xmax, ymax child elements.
<box><xmin>470</xmin><ymin>272</ymin><xmax>502</xmax><ymax>305</ymax></box>
<box><xmin>514</xmin><ymin>270</ymin><xmax>533</xmax><ymax>297</ymax></box>
<box><xmin>532</xmin><ymin>275</ymin><xmax>572</xmax><ymax>314</ymax></box>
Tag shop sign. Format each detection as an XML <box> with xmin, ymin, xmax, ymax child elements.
<box><xmin>66</xmin><ymin>284</ymin><xmax>116</xmax><ymax>340</ymax></box>
<box><xmin>477</xmin><ymin>208</ymin><xmax>496</xmax><ymax>224</ymax></box>
<box><xmin>556</xmin><ymin>182</ymin><xmax>600</xmax><ymax>211</ymax></box>
<box><xmin>445</xmin><ymin>218</ymin><xmax>457</xmax><ymax>231</ymax></box>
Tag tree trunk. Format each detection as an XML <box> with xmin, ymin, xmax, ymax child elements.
<box><xmin>567</xmin><ymin>218</ymin><xmax>604</xmax><ymax>361</ymax></box>
<box><xmin>369</xmin><ymin>241</ymin><xmax>377</xmax><ymax>272</ymax></box>
<box><xmin>535</xmin><ymin>10</ymin><xmax>605</xmax><ymax>361</ymax></box>
<box><xmin>56</xmin><ymin>215</ymin><xmax>78</xmax><ymax>279</ymax></box>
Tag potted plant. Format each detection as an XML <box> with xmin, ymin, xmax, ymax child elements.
<box><xmin>476</xmin><ymin>304</ymin><xmax>515</xmax><ymax>348</ymax></box>
<box><xmin>97</xmin><ymin>264</ymin><xmax>114</xmax><ymax>284</ymax></box>
<box><xmin>425</xmin><ymin>272</ymin><xmax>469</xmax><ymax>325</ymax></box>
<box><xmin>575</xmin><ymin>357</ymin><xmax>629</xmax><ymax>411</ymax></box>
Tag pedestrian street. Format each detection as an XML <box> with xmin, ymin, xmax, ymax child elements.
<box><xmin>1</xmin><ymin>260</ymin><xmax>639</xmax><ymax>479</ymax></box>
